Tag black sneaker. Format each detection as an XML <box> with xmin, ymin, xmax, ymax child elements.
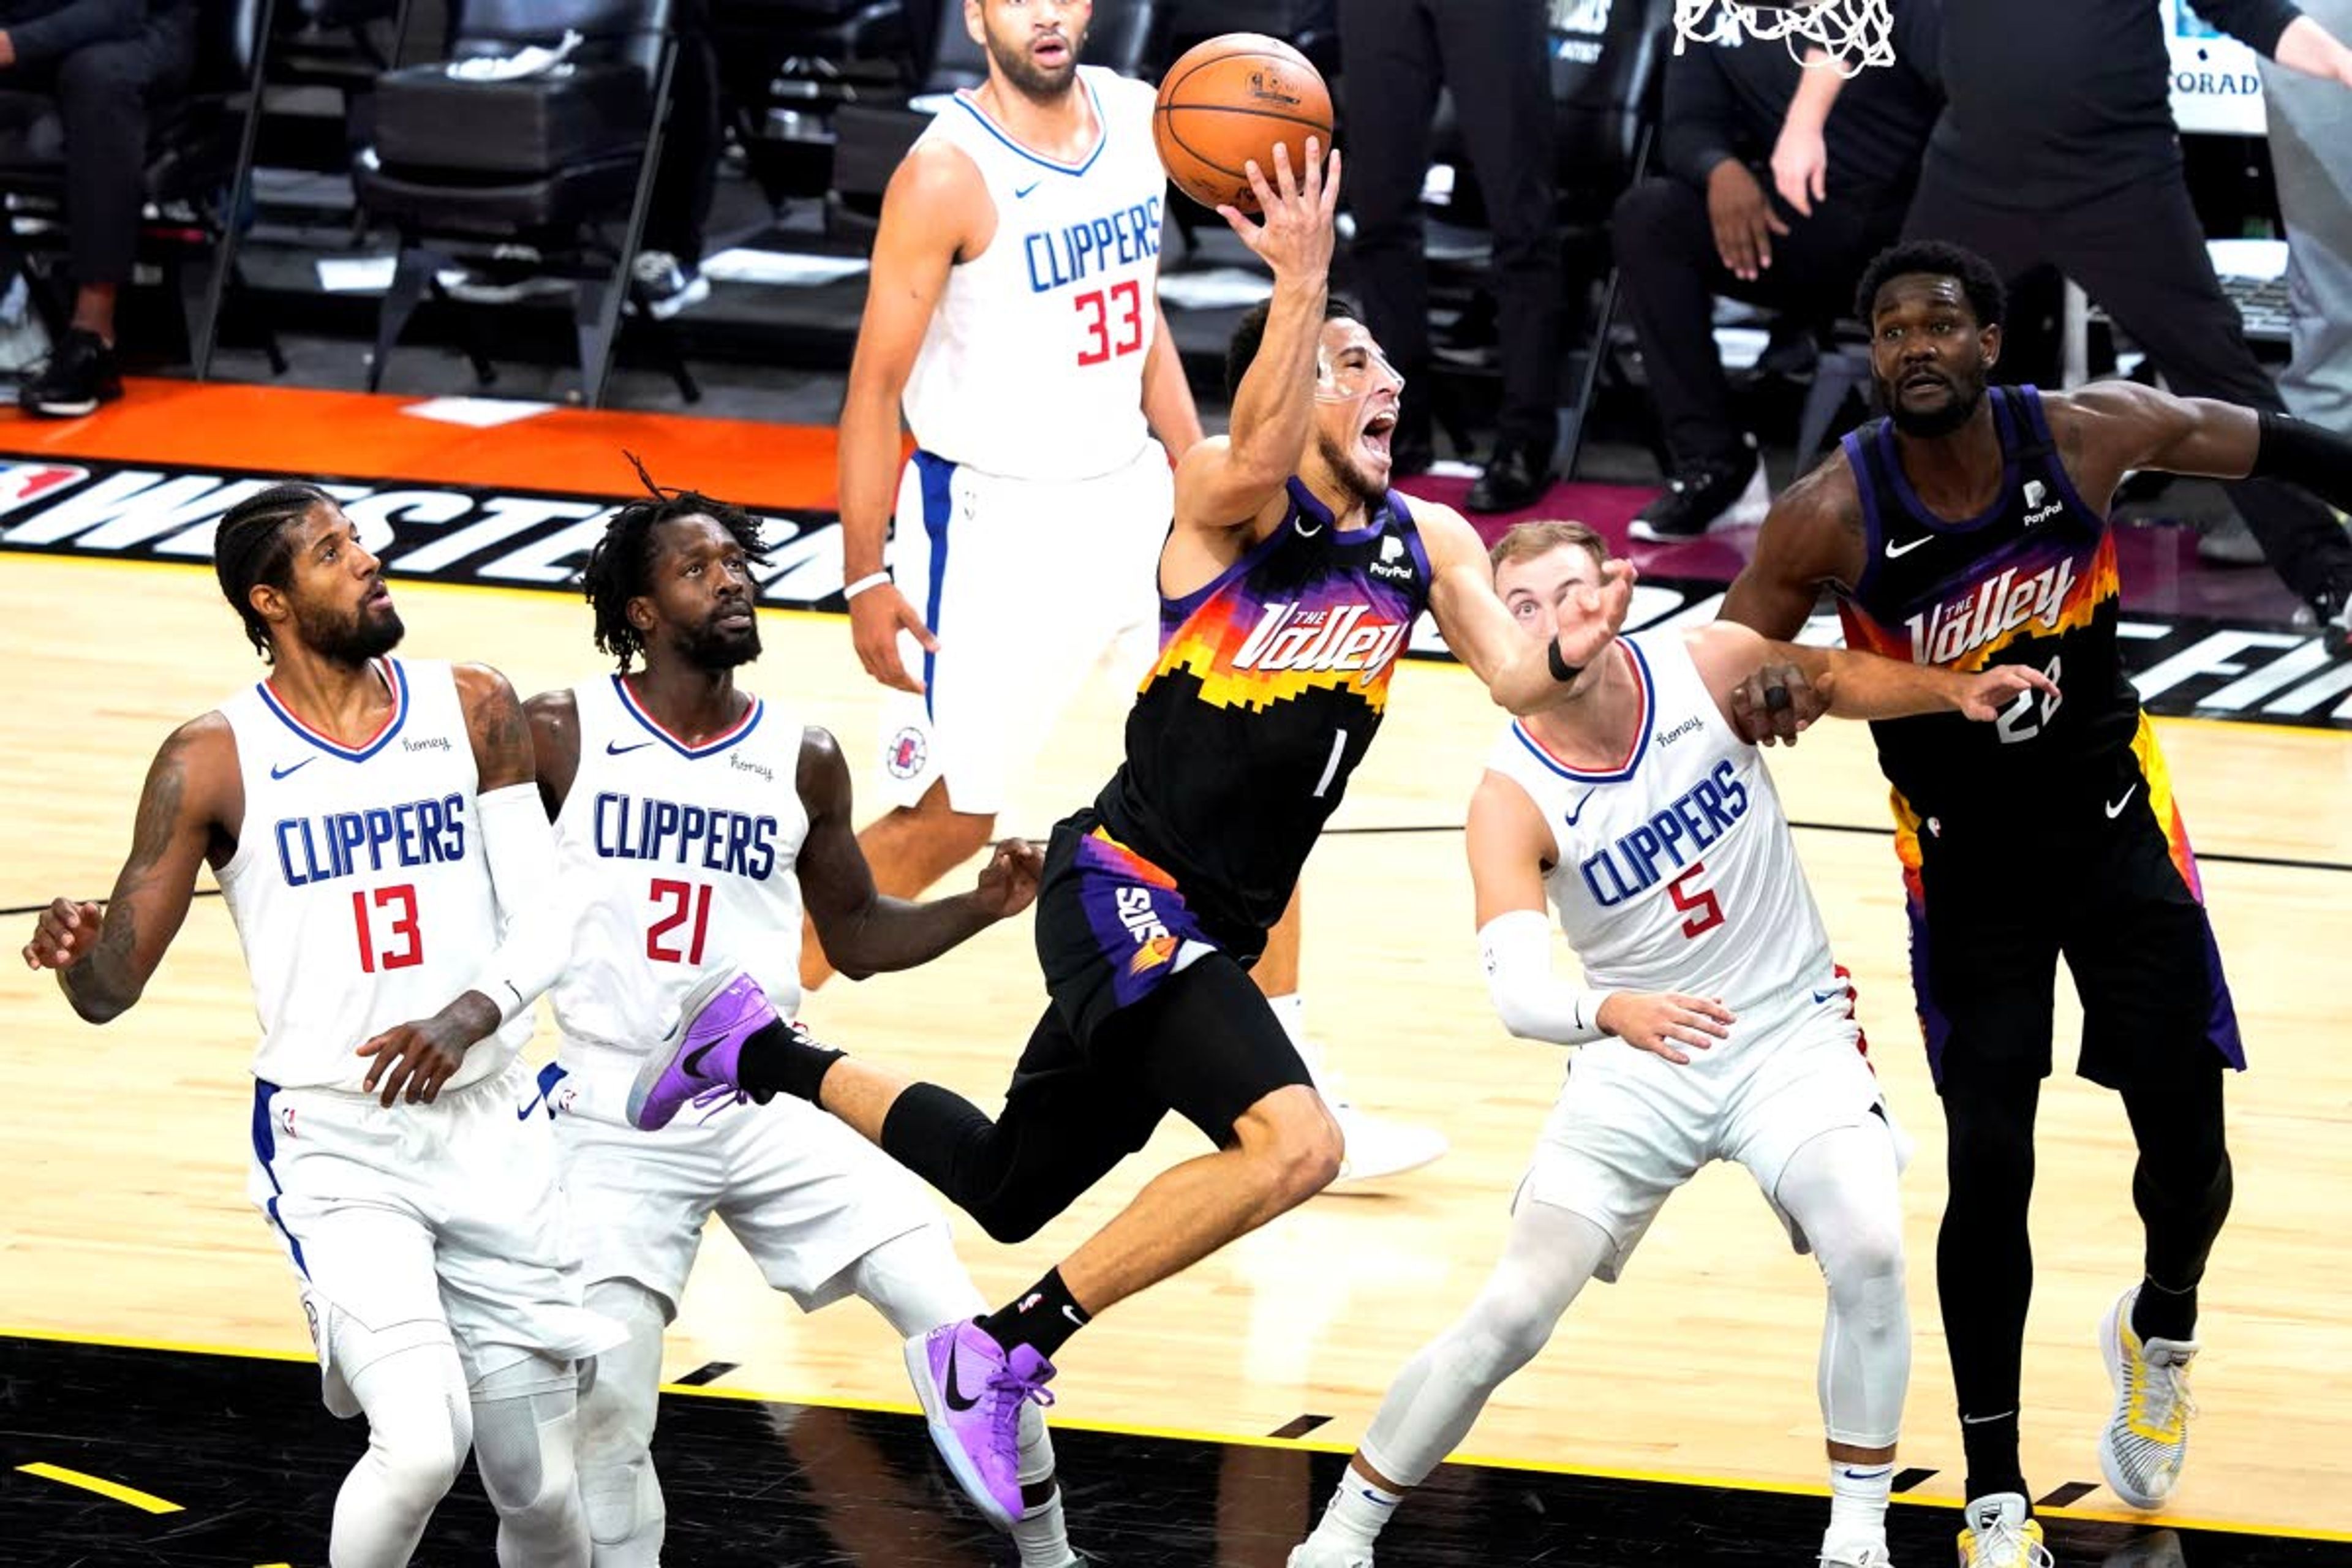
<box><xmin>1630</xmin><ymin>449</ymin><xmax>1758</xmax><ymax>542</ymax></box>
<box><xmin>2305</xmin><ymin>581</ymin><xmax>2352</xmax><ymax>657</ymax></box>
<box><xmin>1464</xmin><ymin>440</ymin><xmax>1557</xmax><ymax>514</ymax></box>
<box><xmin>627</xmin><ymin>251</ymin><xmax>710</xmax><ymax>321</ymax></box>
<box><xmin>19</xmin><ymin>328</ymin><xmax>122</xmax><ymax>419</ymax></box>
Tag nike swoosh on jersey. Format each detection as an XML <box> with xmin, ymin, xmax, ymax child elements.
<box><xmin>606</xmin><ymin>740</ymin><xmax>654</xmax><ymax>755</ymax></box>
<box><xmin>269</xmin><ymin>758</ymin><xmax>315</xmax><ymax>780</ymax></box>
<box><xmin>2106</xmin><ymin>785</ymin><xmax>2139</xmax><ymax>819</ymax></box>
<box><xmin>1563</xmin><ymin>787</ymin><xmax>1599</xmax><ymax>825</ymax></box>
<box><xmin>1014</xmin><ymin>181</ymin><xmax>1041</xmax><ymax>199</ymax></box>
<box><xmin>1883</xmin><ymin>534</ymin><xmax>1934</xmax><ymax>559</ymax></box>
<box><xmin>1812</xmin><ymin>987</ymin><xmax>1841</xmax><ymax>1005</ymax></box>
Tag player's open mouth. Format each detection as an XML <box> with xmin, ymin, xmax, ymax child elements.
<box><xmin>717</xmin><ymin>608</ymin><xmax>753</xmax><ymax>628</ymax></box>
<box><xmin>1033</xmin><ymin>35</ymin><xmax>1069</xmax><ymax>64</ymax></box>
<box><xmin>364</xmin><ymin>584</ymin><xmax>393</xmax><ymax>608</ymax></box>
<box><xmin>1362</xmin><ymin>409</ymin><xmax>1396</xmax><ymax>458</ymax></box>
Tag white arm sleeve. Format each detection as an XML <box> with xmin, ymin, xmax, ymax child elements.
<box><xmin>471</xmin><ymin>782</ymin><xmax>573</xmax><ymax>1027</ymax></box>
<box><xmin>1478</xmin><ymin>910</ymin><xmax>1608</xmax><ymax>1046</ymax></box>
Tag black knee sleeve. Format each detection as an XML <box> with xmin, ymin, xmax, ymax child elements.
<box><xmin>880</xmin><ymin>1084</ymin><xmax>1054</xmax><ymax>1245</ymax></box>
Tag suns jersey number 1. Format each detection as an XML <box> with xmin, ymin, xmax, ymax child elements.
<box><xmin>547</xmin><ymin>674</ymin><xmax>810</xmax><ymax>1060</ymax></box>
<box><xmin>215</xmin><ymin>657</ymin><xmax>532</xmax><ymax>1094</ymax></box>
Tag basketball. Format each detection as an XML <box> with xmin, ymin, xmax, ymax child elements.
<box><xmin>1153</xmin><ymin>34</ymin><xmax>1334</xmax><ymax>214</ymax></box>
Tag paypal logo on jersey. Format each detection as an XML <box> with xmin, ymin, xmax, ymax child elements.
<box><xmin>1023</xmin><ymin>196</ymin><xmax>1163</xmax><ymax>292</ymax></box>
<box><xmin>276</xmin><ymin>793</ymin><xmax>466</xmax><ymax>886</ymax></box>
<box><xmin>593</xmin><ymin>791</ymin><xmax>778</xmax><ymax>879</ymax></box>
<box><xmin>1578</xmin><ymin>759</ymin><xmax>1751</xmax><ymax>907</ymax></box>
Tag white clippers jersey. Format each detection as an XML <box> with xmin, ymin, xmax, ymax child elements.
<box><xmin>899</xmin><ymin>66</ymin><xmax>1167</xmax><ymax>481</ymax></box>
<box><xmin>1484</xmin><ymin>632</ymin><xmax>1839</xmax><ymax>1029</ymax></box>
<box><xmin>217</xmin><ymin>658</ymin><xmax>530</xmax><ymax>1093</ymax></box>
<box><xmin>548</xmin><ymin>675</ymin><xmax>810</xmax><ymax>1059</ymax></box>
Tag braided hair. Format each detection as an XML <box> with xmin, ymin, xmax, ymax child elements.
<box><xmin>582</xmin><ymin>455</ymin><xmax>769</xmax><ymax>671</ymax></box>
<box><xmin>213</xmin><ymin>482</ymin><xmax>335</xmax><ymax>662</ymax></box>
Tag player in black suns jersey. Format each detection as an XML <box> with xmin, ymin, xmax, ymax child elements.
<box><xmin>614</xmin><ymin>140</ymin><xmax>1643</xmax><ymax>1529</ymax></box>
<box><xmin>1722</xmin><ymin>239</ymin><xmax>2352</xmax><ymax>1568</ymax></box>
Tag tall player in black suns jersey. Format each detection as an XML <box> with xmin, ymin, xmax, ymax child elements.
<box><xmin>1723</xmin><ymin>240</ymin><xmax>2352</xmax><ymax>1568</ymax></box>
<box><xmin>618</xmin><ymin>140</ymin><xmax>1635</xmax><ymax>1530</ymax></box>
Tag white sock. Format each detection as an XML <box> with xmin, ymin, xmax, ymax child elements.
<box><xmin>1314</xmin><ymin>1473</ymin><xmax>1404</xmax><ymax>1551</ymax></box>
<box><xmin>1827</xmin><ymin>1461</ymin><xmax>1893</xmax><ymax>1548</ymax></box>
<box><xmin>1013</xmin><ymin>1487</ymin><xmax>1072</xmax><ymax>1567</ymax></box>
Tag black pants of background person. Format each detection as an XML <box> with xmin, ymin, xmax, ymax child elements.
<box><xmin>1614</xmin><ymin>172</ymin><xmax>1907</xmax><ymax>473</ymax></box>
<box><xmin>0</xmin><ymin>3</ymin><xmax>195</xmax><ymax>295</ymax></box>
<box><xmin>644</xmin><ymin>0</ymin><xmax>717</xmax><ymax>271</ymax></box>
<box><xmin>1907</xmin><ymin>165</ymin><xmax>2352</xmax><ymax>611</ymax></box>
<box><xmin>1336</xmin><ymin>0</ymin><xmax>1562</xmax><ymax>472</ymax></box>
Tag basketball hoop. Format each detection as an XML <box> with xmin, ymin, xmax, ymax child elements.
<box><xmin>1672</xmin><ymin>0</ymin><xmax>1896</xmax><ymax>78</ymax></box>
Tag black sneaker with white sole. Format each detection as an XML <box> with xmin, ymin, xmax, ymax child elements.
<box><xmin>628</xmin><ymin>251</ymin><xmax>710</xmax><ymax>321</ymax></box>
<box><xmin>1629</xmin><ymin>450</ymin><xmax>1757</xmax><ymax>542</ymax></box>
<box><xmin>18</xmin><ymin>328</ymin><xmax>122</xmax><ymax>419</ymax></box>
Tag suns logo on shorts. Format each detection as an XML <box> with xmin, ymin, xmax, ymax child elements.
<box><xmin>884</xmin><ymin>726</ymin><xmax>929</xmax><ymax>779</ymax></box>
<box><xmin>1129</xmin><ymin>932</ymin><xmax>1180</xmax><ymax>974</ymax></box>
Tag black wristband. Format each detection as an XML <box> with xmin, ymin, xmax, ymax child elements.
<box><xmin>2252</xmin><ymin>411</ymin><xmax>2352</xmax><ymax>516</ymax></box>
<box><xmin>1547</xmin><ymin>636</ymin><xmax>1581</xmax><ymax>684</ymax></box>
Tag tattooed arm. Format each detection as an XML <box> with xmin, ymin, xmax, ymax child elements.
<box><xmin>23</xmin><ymin>714</ymin><xmax>241</xmax><ymax>1024</ymax></box>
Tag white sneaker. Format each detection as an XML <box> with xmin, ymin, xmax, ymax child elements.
<box><xmin>1287</xmin><ymin>1539</ymin><xmax>1372</xmax><ymax>1568</ymax></box>
<box><xmin>1821</xmin><ymin>1538</ymin><xmax>1894</xmax><ymax>1567</ymax></box>
<box><xmin>1954</xmin><ymin>1493</ymin><xmax>2051</xmax><ymax>1568</ymax></box>
<box><xmin>1326</xmin><ymin>1099</ymin><xmax>1448</xmax><ymax>1188</ymax></box>
<box><xmin>2098</xmin><ymin>1285</ymin><xmax>2199</xmax><ymax>1509</ymax></box>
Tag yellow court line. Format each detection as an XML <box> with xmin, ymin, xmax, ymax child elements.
<box><xmin>16</xmin><ymin>1461</ymin><xmax>182</xmax><ymax>1513</ymax></box>
<box><xmin>10</xmin><ymin>1330</ymin><xmax>2352</xmax><ymax>1546</ymax></box>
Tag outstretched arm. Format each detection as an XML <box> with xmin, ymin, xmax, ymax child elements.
<box><xmin>1416</xmin><ymin>499</ymin><xmax>1637</xmax><ymax>715</ymax></box>
<box><xmin>23</xmin><ymin>715</ymin><xmax>239</xmax><ymax>1023</ymax></box>
<box><xmin>795</xmin><ymin>726</ymin><xmax>1038</xmax><ymax>979</ymax></box>
<box><xmin>1171</xmin><ymin>140</ymin><xmax>1340</xmax><ymax>534</ymax></box>
<box><xmin>2059</xmin><ymin>380</ymin><xmax>2352</xmax><ymax>515</ymax></box>
<box><xmin>1687</xmin><ymin>621</ymin><xmax>2058</xmax><ymax>728</ymax></box>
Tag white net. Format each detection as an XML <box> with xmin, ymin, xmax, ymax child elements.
<box><xmin>1672</xmin><ymin>0</ymin><xmax>1896</xmax><ymax>78</ymax></box>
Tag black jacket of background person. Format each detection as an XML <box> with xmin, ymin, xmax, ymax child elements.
<box><xmin>1662</xmin><ymin>1</ymin><xmax>1946</xmax><ymax>216</ymax></box>
<box><xmin>1933</xmin><ymin>0</ymin><xmax>2301</xmax><ymax>205</ymax></box>
<box><xmin>0</xmin><ymin>0</ymin><xmax>159</xmax><ymax>69</ymax></box>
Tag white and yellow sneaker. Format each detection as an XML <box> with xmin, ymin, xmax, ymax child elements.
<box><xmin>1956</xmin><ymin>1493</ymin><xmax>2051</xmax><ymax>1568</ymax></box>
<box><xmin>2098</xmin><ymin>1285</ymin><xmax>2200</xmax><ymax>1509</ymax></box>
<box><xmin>1821</xmin><ymin>1539</ymin><xmax>1895</xmax><ymax>1567</ymax></box>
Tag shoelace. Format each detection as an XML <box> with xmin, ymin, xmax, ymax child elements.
<box><xmin>2134</xmin><ymin>1349</ymin><xmax>2199</xmax><ymax>1436</ymax></box>
<box><xmin>985</xmin><ymin>1366</ymin><xmax>1058</xmax><ymax>1461</ymax></box>
<box><xmin>1973</xmin><ymin>1517</ymin><xmax>2052</xmax><ymax>1568</ymax></box>
<box><xmin>687</xmin><ymin>1081</ymin><xmax>747</xmax><ymax>1125</ymax></box>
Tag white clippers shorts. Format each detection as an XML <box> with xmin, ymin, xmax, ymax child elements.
<box><xmin>1518</xmin><ymin>997</ymin><xmax>1910</xmax><ymax>1283</ymax></box>
<box><xmin>878</xmin><ymin>440</ymin><xmax>1172</xmax><ymax>816</ymax></box>
<box><xmin>247</xmin><ymin>1058</ymin><xmax>624</xmax><ymax>1401</ymax></box>
<box><xmin>548</xmin><ymin>1042</ymin><xmax>946</xmax><ymax>1318</ymax></box>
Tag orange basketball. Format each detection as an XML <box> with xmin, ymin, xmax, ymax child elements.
<box><xmin>1153</xmin><ymin>34</ymin><xmax>1335</xmax><ymax>214</ymax></box>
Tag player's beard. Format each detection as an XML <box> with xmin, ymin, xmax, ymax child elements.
<box><xmin>681</xmin><ymin>612</ymin><xmax>761</xmax><ymax>671</ymax></box>
<box><xmin>1882</xmin><ymin>363</ymin><xmax>1986</xmax><ymax>439</ymax></box>
<box><xmin>986</xmin><ymin>26</ymin><xmax>1083</xmax><ymax>100</ymax></box>
<box><xmin>299</xmin><ymin>595</ymin><xmax>404</xmax><ymax>667</ymax></box>
<box><xmin>1314</xmin><ymin>426</ymin><xmax>1385</xmax><ymax>511</ymax></box>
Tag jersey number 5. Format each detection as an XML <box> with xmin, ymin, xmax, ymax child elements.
<box><xmin>352</xmin><ymin>884</ymin><xmax>423</xmax><ymax>973</ymax></box>
<box><xmin>647</xmin><ymin>878</ymin><xmax>714</xmax><ymax>965</ymax></box>
<box><xmin>1076</xmin><ymin>280</ymin><xmax>1144</xmax><ymax>366</ymax></box>
<box><xmin>1667</xmin><ymin>863</ymin><xmax>1725</xmax><ymax>940</ymax></box>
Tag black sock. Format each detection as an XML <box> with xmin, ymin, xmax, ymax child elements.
<box><xmin>2132</xmin><ymin>1276</ymin><xmax>2199</xmax><ymax>1343</ymax></box>
<box><xmin>736</xmin><ymin>1019</ymin><xmax>842</xmax><ymax>1104</ymax></box>
<box><xmin>978</xmin><ymin>1268</ymin><xmax>1090</xmax><ymax>1362</ymax></box>
<box><xmin>1960</xmin><ymin>1409</ymin><xmax>2027</xmax><ymax>1506</ymax></box>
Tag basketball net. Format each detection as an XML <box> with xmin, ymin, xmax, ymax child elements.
<box><xmin>1672</xmin><ymin>0</ymin><xmax>1896</xmax><ymax>78</ymax></box>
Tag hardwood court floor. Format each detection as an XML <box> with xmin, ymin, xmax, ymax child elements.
<box><xmin>2</xmin><ymin>548</ymin><xmax>2348</xmax><ymax>1549</ymax></box>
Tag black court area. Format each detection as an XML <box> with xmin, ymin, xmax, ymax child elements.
<box><xmin>3</xmin><ymin>1337</ymin><xmax>2346</xmax><ymax>1567</ymax></box>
